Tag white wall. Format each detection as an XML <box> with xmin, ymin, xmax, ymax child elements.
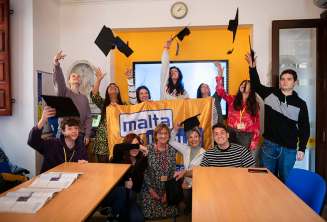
<box><xmin>0</xmin><ymin>0</ymin><xmax>60</xmax><ymax>178</ymax></box>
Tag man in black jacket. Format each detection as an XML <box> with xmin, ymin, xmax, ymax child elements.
<box><xmin>245</xmin><ymin>53</ymin><xmax>310</xmax><ymax>183</ymax></box>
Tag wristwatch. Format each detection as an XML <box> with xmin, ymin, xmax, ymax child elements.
<box><xmin>188</xmin><ymin>184</ymin><xmax>192</xmax><ymax>189</ymax></box>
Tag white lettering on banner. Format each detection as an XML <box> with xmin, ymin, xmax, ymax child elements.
<box><xmin>119</xmin><ymin>109</ymin><xmax>173</xmax><ymax>137</ymax></box>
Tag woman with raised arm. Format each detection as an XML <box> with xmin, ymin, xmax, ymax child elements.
<box><xmin>124</xmin><ymin>68</ymin><xmax>153</xmax><ymax>105</ymax></box>
<box><xmin>101</xmin><ymin>133</ymin><xmax>148</xmax><ymax>222</ymax></box>
<box><xmin>90</xmin><ymin>67</ymin><xmax>124</xmax><ymax>163</ymax></box>
<box><xmin>168</xmin><ymin>122</ymin><xmax>206</xmax><ymax>215</ymax></box>
<box><xmin>197</xmin><ymin>83</ymin><xmax>223</xmax><ymax>125</ymax></box>
<box><xmin>215</xmin><ymin>61</ymin><xmax>260</xmax><ymax>152</ymax></box>
<box><xmin>137</xmin><ymin>123</ymin><xmax>179</xmax><ymax>219</ymax></box>
<box><xmin>53</xmin><ymin>51</ymin><xmax>92</xmax><ymax>146</ymax></box>
<box><xmin>161</xmin><ymin>36</ymin><xmax>189</xmax><ymax>100</ymax></box>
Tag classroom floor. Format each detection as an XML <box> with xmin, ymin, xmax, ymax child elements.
<box><xmin>88</xmin><ymin>202</ymin><xmax>191</xmax><ymax>222</ymax></box>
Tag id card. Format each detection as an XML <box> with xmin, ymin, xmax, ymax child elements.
<box><xmin>237</xmin><ymin>123</ymin><xmax>245</xmax><ymax>129</ymax></box>
<box><xmin>161</xmin><ymin>176</ymin><xmax>167</xmax><ymax>181</ymax></box>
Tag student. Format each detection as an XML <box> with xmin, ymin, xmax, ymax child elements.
<box><xmin>137</xmin><ymin>123</ymin><xmax>179</xmax><ymax>219</ymax></box>
<box><xmin>215</xmin><ymin>61</ymin><xmax>260</xmax><ymax>151</ymax></box>
<box><xmin>124</xmin><ymin>68</ymin><xmax>153</xmax><ymax>105</ymax></box>
<box><xmin>27</xmin><ymin>106</ymin><xmax>88</xmax><ymax>174</ymax></box>
<box><xmin>90</xmin><ymin>67</ymin><xmax>124</xmax><ymax>163</ymax></box>
<box><xmin>53</xmin><ymin>51</ymin><xmax>92</xmax><ymax>146</ymax></box>
<box><xmin>101</xmin><ymin>133</ymin><xmax>148</xmax><ymax>222</ymax></box>
<box><xmin>245</xmin><ymin>53</ymin><xmax>310</xmax><ymax>183</ymax></box>
<box><xmin>169</xmin><ymin>122</ymin><xmax>206</xmax><ymax>215</ymax></box>
<box><xmin>160</xmin><ymin>36</ymin><xmax>189</xmax><ymax>100</ymax></box>
<box><xmin>174</xmin><ymin>123</ymin><xmax>255</xmax><ymax>180</ymax></box>
<box><xmin>197</xmin><ymin>83</ymin><xmax>223</xmax><ymax>124</ymax></box>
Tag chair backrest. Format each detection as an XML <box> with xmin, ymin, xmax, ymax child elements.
<box><xmin>285</xmin><ymin>168</ymin><xmax>326</xmax><ymax>214</ymax></box>
<box><xmin>0</xmin><ymin>162</ymin><xmax>12</xmax><ymax>174</ymax></box>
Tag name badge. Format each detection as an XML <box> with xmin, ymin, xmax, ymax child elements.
<box><xmin>237</xmin><ymin>123</ymin><xmax>245</xmax><ymax>129</ymax></box>
<box><xmin>161</xmin><ymin>176</ymin><xmax>167</xmax><ymax>181</ymax></box>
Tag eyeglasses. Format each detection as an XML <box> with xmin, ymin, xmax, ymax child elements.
<box><xmin>158</xmin><ymin>132</ymin><xmax>169</xmax><ymax>136</ymax></box>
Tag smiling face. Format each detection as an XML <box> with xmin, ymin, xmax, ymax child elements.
<box><xmin>156</xmin><ymin>128</ymin><xmax>169</xmax><ymax>144</ymax></box>
<box><xmin>107</xmin><ymin>84</ymin><xmax>119</xmax><ymax>95</ymax></box>
<box><xmin>213</xmin><ymin>127</ymin><xmax>229</xmax><ymax>148</ymax></box>
<box><xmin>68</xmin><ymin>73</ymin><xmax>81</xmax><ymax>86</ymax></box>
<box><xmin>280</xmin><ymin>73</ymin><xmax>297</xmax><ymax>91</ymax></box>
<box><xmin>200</xmin><ymin>84</ymin><xmax>210</xmax><ymax>96</ymax></box>
<box><xmin>187</xmin><ymin>131</ymin><xmax>201</xmax><ymax>147</ymax></box>
<box><xmin>239</xmin><ymin>81</ymin><xmax>251</xmax><ymax>94</ymax></box>
<box><xmin>129</xmin><ymin>138</ymin><xmax>140</xmax><ymax>157</ymax></box>
<box><xmin>170</xmin><ymin>68</ymin><xmax>179</xmax><ymax>81</ymax></box>
<box><xmin>139</xmin><ymin>89</ymin><xmax>149</xmax><ymax>102</ymax></box>
<box><xmin>62</xmin><ymin>124</ymin><xmax>79</xmax><ymax>141</ymax></box>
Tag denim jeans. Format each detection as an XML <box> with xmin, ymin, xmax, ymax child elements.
<box><xmin>103</xmin><ymin>186</ymin><xmax>145</xmax><ymax>222</ymax></box>
<box><xmin>259</xmin><ymin>139</ymin><xmax>297</xmax><ymax>183</ymax></box>
<box><xmin>56</xmin><ymin>130</ymin><xmax>84</xmax><ymax>145</ymax></box>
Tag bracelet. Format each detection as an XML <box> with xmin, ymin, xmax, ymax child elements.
<box><xmin>164</xmin><ymin>46</ymin><xmax>170</xmax><ymax>49</ymax></box>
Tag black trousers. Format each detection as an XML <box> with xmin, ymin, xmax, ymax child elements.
<box><xmin>227</xmin><ymin>127</ymin><xmax>253</xmax><ymax>150</ymax></box>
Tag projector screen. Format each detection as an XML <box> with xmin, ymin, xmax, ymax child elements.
<box><xmin>133</xmin><ymin>60</ymin><xmax>229</xmax><ymax>118</ymax></box>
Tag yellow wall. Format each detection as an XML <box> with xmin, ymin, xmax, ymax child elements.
<box><xmin>115</xmin><ymin>28</ymin><xmax>251</xmax><ymax>104</ymax></box>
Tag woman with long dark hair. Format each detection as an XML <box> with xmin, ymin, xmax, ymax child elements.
<box><xmin>197</xmin><ymin>83</ymin><xmax>223</xmax><ymax>125</ymax></box>
<box><xmin>215</xmin><ymin>61</ymin><xmax>260</xmax><ymax>151</ymax></box>
<box><xmin>101</xmin><ymin>133</ymin><xmax>148</xmax><ymax>222</ymax></box>
<box><xmin>90</xmin><ymin>67</ymin><xmax>124</xmax><ymax>163</ymax></box>
<box><xmin>124</xmin><ymin>68</ymin><xmax>153</xmax><ymax>104</ymax></box>
<box><xmin>160</xmin><ymin>36</ymin><xmax>189</xmax><ymax>100</ymax></box>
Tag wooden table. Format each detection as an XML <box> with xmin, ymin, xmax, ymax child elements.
<box><xmin>0</xmin><ymin>162</ymin><xmax>130</xmax><ymax>222</ymax></box>
<box><xmin>192</xmin><ymin>167</ymin><xmax>325</xmax><ymax>222</ymax></box>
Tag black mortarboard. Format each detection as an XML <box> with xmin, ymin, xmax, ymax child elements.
<box><xmin>249</xmin><ymin>36</ymin><xmax>255</xmax><ymax>66</ymax></box>
<box><xmin>94</xmin><ymin>25</ymin><xmax>116</xmax><ymax>56</ymax></box>
<box><xmin>115</xmin><ymin>37</ymin><xmax>134</xmax><ymax>58</ymax></box>
<box><xmin>181</xmin><ymin>114</ymin><xmax>201</xmax><ymax>132</ymax></box>
<box><xmin>165</xmin><ymin>178</ymin><xmax>184</xmax><ymax>206</ymax></box>
<box><xmin>95</xmin><ymin>25</ymin><xmax>134</xmax><ymax>57</ymax></box>
<box><xmin>227</xmin><ymin>8</ymin><xmax>239</xmax><ymax>54</ymax></box>
<box><xmin>173</xmin><ymin>27</ymin><xmax>190</xmax><ymax>41</ymax></box>
<box><xmin>42</xmin><ymin>95</ymin><xmax>80</xmax><ymax>118</ymax></box>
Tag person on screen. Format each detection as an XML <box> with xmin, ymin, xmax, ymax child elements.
<box><xmin>215</xmin><ymin>61</ymin><xmax>260</xmax><ymax>152</ymax></box>
<box><xmin>90</xmin><ymin>67</ymin><xmax>124</xmax><ymax>163</ymax></box>
<box><xmin>53</xmin><ymin>51</ymin><xmax>92</xmax><ymax>146</ymax></box>
<box><xmin>245</xmin><ymin>53</ymin><xmax>310</xmax><ymax>183</ymax></box>
<box><xmin>197</xmin><ymin>83</ymin><xmax>223</xmax><ymax>125</ymax></box>
<box><xmin>27</xmin><ymin>106</ymin><xmax>88</xmax><ymax>174</ymax></box>
<box><xmin>100</xmin><ymin>133</ymin><xmax>148</xmax><ymax>222</ymax></box>
<box><xmin>173</xmin><ymin>123</ymin><xmax>255</xmax><ymax>180</ymax></box>
<box><xmin>168</xmin><ymin>122</ymin><xmax>206</xmax><ymax>215</ymax></box>
<box><xmin>137</xmin><ymin>123</ymin><xmax>179</xmax><ymax>219</ymax></box>
<box><xmin>160</xmin><ymin>36</ymin><xmax>189</xmax><ymax>100</ymax></box>
<box><xmin>124</xmin><ymin>68</ymin><xmax>153</xmax><ymax>104</ymax></box>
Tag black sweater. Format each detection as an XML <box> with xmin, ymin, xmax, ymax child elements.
<box><xmin>249</xmin><ymin>67</ymin><xmax>310</xmax><ymax>152</ymax></box>
<box><xmin>111</xmin><ymin>143</ymin><xmax>148</xmax><ymax>192</ymax></box>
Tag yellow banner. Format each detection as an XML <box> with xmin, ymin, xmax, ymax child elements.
<box><xmin>107</xmin><ymin>98</ymin><xmax>213</xmax><ymax>169</ymax></box>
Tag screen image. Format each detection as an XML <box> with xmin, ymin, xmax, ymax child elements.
<box><xmin>133</xmin><ymin>60</ymin><xmax>229</xmax><ymax>117</ymax></box>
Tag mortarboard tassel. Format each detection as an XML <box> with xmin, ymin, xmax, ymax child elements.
<box><xmin>176</xmin><ymin>39</ymin><xmax>180</xmax><ymax>56</ymax></box>
<box><xmin>227</xmin><ymin>48</ymin><xmax>234</xmax><ymax>54</ymax></box>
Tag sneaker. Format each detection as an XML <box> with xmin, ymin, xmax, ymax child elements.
<box><xmin>184</xmin><ymin>206</ymin><xmax>192</xmax><ymax>215</ymax></box>
<box><xmin>100</xmin><ymin>206</ymin><xmax>112</xmax><ymax>216</ymax></box>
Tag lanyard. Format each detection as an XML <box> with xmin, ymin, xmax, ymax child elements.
<box><xmin>63</xmin><ymin>147</ymin><xmax>75</xmax><ymax>162</ymax></box>
<box><xmin>239</xmin><ymin>106</ymin><xmax>247</xmax><ymax>123</ymax></box>
<box><xmin>189</xmin><ymin>148</ymin><xmax>201</xmax><ymax>168</ymax></box>
<box><xmin>155</xmin><ymin>143</ymin><xmax>166</xmax><ymax>173</ymax></box>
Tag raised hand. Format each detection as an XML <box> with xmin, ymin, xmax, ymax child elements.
<box><xmin>38</xmin><ymin>106</ymin><xmax>56</xmax><ymax>130</ymax></box>
<box><xmin>165</xmin><ymin>35</ymin><xmax>173</xmax><ymax>48</ymax></box>
<box><xmin>174</xmin><ymin>121</ymin><xmax>182</xmax><ymax>132</ymax></box>
<box><xmin>54</xmin><ymin>51</ymin><xmax>67</xmax><ymax>66</ymax></box>
<box><xmin>94</xmin><ymin>67</ymin><xmax>107</xmax><ymax>82</ymax></box>
<box><xmin>124</xmin><ymin>68</ymin><xmax>132</xmax><ymax>79</ymax></box>
<box><xmin>245</xmin><ymin>53</ymin><xmax>258</xmax><ymax>68</ymax></box>
<box><xmin>214</xmin><ymin>61</ymin><xmax>224</xmax><ymax>77</ymax></box>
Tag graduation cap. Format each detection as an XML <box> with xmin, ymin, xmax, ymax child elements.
<box><xmin>95</xmin><ymin>25</ymin><xmax>134</xmax><ymax>57</ymax></box>
<box><xmin>42</xmin><ymin>95</ymin><xmax>80</xmax><ymax>119</ymax></box>
<box><xmin>165</xmin><ymin>178</ymin><xmax>184</xmax><ymax>206</ymax></box>
<box><xmin>249</xmin><ymin>35</ymin><xmax>255</xmax><ymax>66</ymax></box>
<box><xmin>180</xmin><ymin>114</ymin><xmax>201</xmax><ymax>132</ymax></box>
<box><xmin>227</xmin><ymin>8</ymin><xmax>239</xmax><ymax>54</ymax></box>
<box><xmin>172</xmin><ymin>27</ymin><xmax>190</xmax><ymax>56</ymax></box>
